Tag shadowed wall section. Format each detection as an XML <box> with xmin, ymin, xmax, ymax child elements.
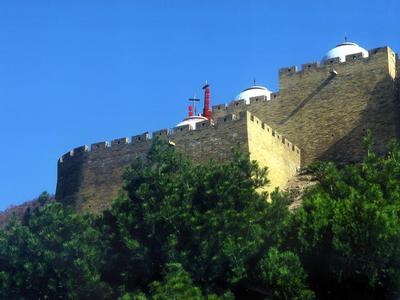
<box><xmin>57</xmin><ymin>138</ymin><xmax>152</xmax><ymax>213</ymax></box>
<box><xmin>212</xmin><ymin>47</ymin><xmax>399</xmax><ymax>165</ymax></box>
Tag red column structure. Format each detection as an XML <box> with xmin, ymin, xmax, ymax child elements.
<box><xmin>202</xmin><ymin>82</ymin><xmax>212</xmax><ymax>121</ymax></box>
<box><xmin>188</xmin><ymin>105</ymin><xmax>193</xmax><ymax>117</ymax></box>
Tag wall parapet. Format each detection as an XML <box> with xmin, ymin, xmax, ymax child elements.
<box><xmin>212</xmin><ymin>96</ymin><xmax>276</xmax><ymax>116</ymax></box>
<box><xmin>59</xmin><ymin>110</ymin><xmax>301</xmax><ymax>164</ymax></box>
<box><xmin>241</xmin><ymin>111</ymin><xmax>301</xmax><ymax>157</ymax></box>
<box><xmin>279</xmin><ymin>46</ymin><xmax>391</xmax><ymax>76</ymax></box>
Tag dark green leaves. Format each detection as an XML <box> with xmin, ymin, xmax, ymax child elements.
<box><xmin>286</xmin><ymin>140</ymin><xmax>400</xmax><ymax>299</ymax></box>
<box><xmin>3</xmin><ymin>138</ymin><xmax>399</xmax><ymax>299</ymax></box>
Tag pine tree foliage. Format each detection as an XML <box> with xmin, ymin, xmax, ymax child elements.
<box><xmin>284</xmin><ymin>137</ymin><xmax>400</xmax><ymax>299</ymax></box>
<box><xmin>1</xmin><ymin>137</ymin><xmax>399</xmax><ymax>299</ymax></box>
<box><xmin>99</xmin><ymin>139</ymin><xmax>305</xmax><ymax>297</ymax></box>
<box><xmin>0</xmin><ymin>198</ymin><xmax>111</xmax><ymax>299</ymax></box>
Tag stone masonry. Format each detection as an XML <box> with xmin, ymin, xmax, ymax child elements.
<box><xmin>57</xmin><ymin>112</ymin><xmax>300</xmax><ymax>213</ymax></box>
<box><xmin>212</xmin><ymin>46</ymin><xmax>399</xmax><ymax>165</ymax></box>
<box><xmin>56</xmin><ymin>45</ymin><xmax>399</xmax><ymax>213</ymax></box>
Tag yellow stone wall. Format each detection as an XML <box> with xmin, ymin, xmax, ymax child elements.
<box><xmin>245</xmin><ymin>111</ymin><xmax>301</xmax><ymax>194</ymax></box>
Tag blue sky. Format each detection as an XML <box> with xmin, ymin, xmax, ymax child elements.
<box><xmin>0</xmin><ymin>0</ymin><xmax>399</xmax><ymax>210</ymax></box>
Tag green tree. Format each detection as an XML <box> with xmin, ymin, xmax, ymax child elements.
<box><xmin>38</xmin><ymin>191</ymin><xmax>52</xmax><ymax>207</ymax></box>
<box><xmin>284</xmin><ymin>139</ymin><xmax>400</xmax><ymax>299</ymax></box>
<box><xmin>99</xmin><ymin>139</ymin><xmax>309</xmax><ymax>298</ymax></box>
<box><xmin>0</xmin><ymin>201</ymin><xmax>111</xmax><ymax>299</ymax></box>
<box><xmin>118</xmin><ymin>263</ymin><xmax>232</xmax><ymax>300</ymax></box>
<box><xmin>149</xmin><ymin>263</ymin><xmax>232</xmax><ymax>300</ymax></box>
<box><xmin>257</xmin><ymin>248</ymin><xmax>314</xmax><ymax>300</ymax></box>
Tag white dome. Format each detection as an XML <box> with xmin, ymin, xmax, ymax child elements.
<box><xmin>234</xmin><ymin>86</ymin><xmax>271</xmax><ymax>104</ymax></box>
<box><xmin>176</xmin><ymin>115</ymin><xmax>208</xmax><ymax>130</ymax></box>
<box><xmin>322</xmin><ymin>42</ymin><xmax>369</xmax><ymax>63</ymax></box>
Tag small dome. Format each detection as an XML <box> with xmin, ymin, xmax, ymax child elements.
<box><xmin>322</xmin><ymin>42</ymin><xmax>369</xmax><ymax>63</ymax></box>
<box><xmin>234</xmin><ymin>85</ymin><xmax>271</xmax><ymax>104</ymax></box>
<box><xmin>176</xmin><ymin>115</ymin><xmax>208</xmax><ymax>130</ymax></box>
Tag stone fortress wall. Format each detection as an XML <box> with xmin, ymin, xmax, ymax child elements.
<box><xmin>57</xmin><ymin>111</ymin><xmax>300</xmax><ymax>213</ymax></box>
<box><xmin>212</xmin><ymin>46</ymin><xmax>399</xmax><ymax>165</ymax></box>
<box><xmin>56</xmin><ymin>45</ymin><xmax>399</xmax><ymax>213</ymax></box>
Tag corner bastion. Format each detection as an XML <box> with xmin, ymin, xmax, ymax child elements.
<box><xmin>56</xmin><ymin>111</ymin><xmax>300</xmax><ymax>213</ymax></box>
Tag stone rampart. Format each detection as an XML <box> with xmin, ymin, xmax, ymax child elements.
<box><xmin>57</xmin><ymin>111</ymin><xmax>300</xmax><ymax>213</ymax></box>
<box><xmin>57</xmin><ymin>44</ymin><xmax>399</xmax><ymax>214</ymax></box>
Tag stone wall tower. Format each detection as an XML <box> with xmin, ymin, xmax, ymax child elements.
<box><xmin>212</xmin><ymin>43</ymin><xmax>399</xmax><ymax>165</ymax></box>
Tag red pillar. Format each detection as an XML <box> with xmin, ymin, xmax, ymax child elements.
<box><xmin>202</xmin><ymin>83</ymin><xmax>211</xmax><ymax>121</ymax></box>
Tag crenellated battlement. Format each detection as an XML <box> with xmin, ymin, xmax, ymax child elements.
<box><xmin>59</xmin><ymin>44</ymin><xmax>394</xmax><ymax>167</ymax></box>
<box><xmin>279</xmin><ymin>46</ymin><xmax>392</xmax><ymax>76</ymax></box>
<box><xmin>246</xmin><ymin>112</ymin><xmax>301</xmax><ymax>155</ymax></box>
<box><xmin>212</xmin><ymin>95</ymin><xmax>276</xmax><ymax>120</ymax></box>
<box><xmin>59</xmin><ymin>110</ymin><xmax>300</xmax><ymax>165</ymax></box>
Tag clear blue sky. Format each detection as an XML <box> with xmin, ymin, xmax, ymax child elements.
<box><xmin>0</xmin><ymin>0</ymin><xmax>399</xmax><ymax>210</ymax></box>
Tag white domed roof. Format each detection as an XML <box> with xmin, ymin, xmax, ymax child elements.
<box><xmin>234</xmin><ymin>85</ymin><xmax>271</xmax><ymax>104</ymax></box>
<box><xmin>176</xmin><ymin>115</ymin><xmax>208</xmax><ymax>130</ymax></box>
<box><xmin>322</xmin><ymin>42</ymin><xmax>369</xmax><ymax>63</ymax></box>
